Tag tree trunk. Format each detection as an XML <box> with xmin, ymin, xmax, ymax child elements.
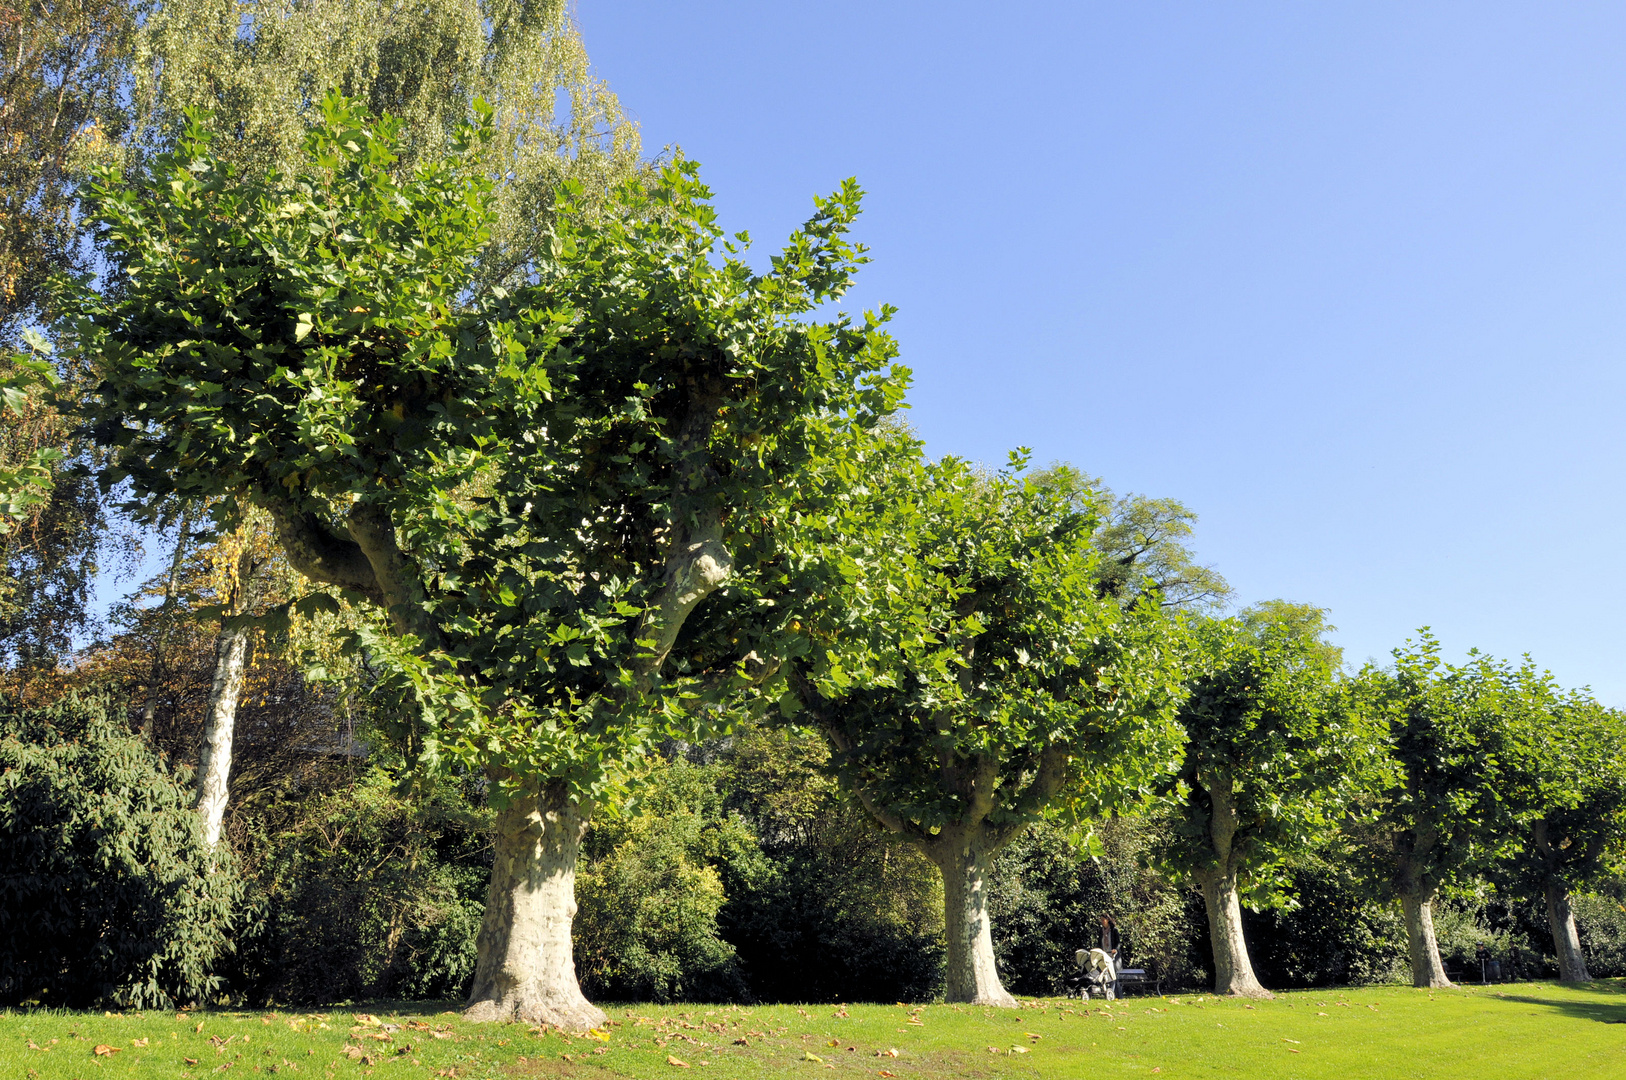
<box><xmin>1545</xmin><ymin>878</ymin><xmax>1591</xmax><ymax>982</ymax></box>
<box><xmin>464</xmin><ymin>789</ymin><xmax>605</xmax><ymax>1029</ymax></box>
<box><xmin>195</xmin><ymin>621</ymin><xmax>250</xmax><ymax>848</ymax></box>
<box><xmin>927</xmin><ymin>834</ymin><xmax>1017</xmax><ymax>1007</ymax></box>
<box><xmin>1196</xmin><ymin>868</ymin><xmax>1270</xmax><ymax>998</ymax></box>
<box><xmin>1194</xmin><ymin>773</ymin><xmax>1270</xmax><ymax>998</ymax></box>
<box><xmin>1400</xmin><ymin>891</ymin><xmax>1452</xmax><ymax>988</ymax></box>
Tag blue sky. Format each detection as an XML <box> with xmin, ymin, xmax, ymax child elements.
<box><xmin>576</xmin><ymin>1</ymin><xmax>1626</xmax><ymax>702</ymax></box>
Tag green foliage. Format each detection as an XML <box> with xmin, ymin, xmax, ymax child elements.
<box><xmin>990</xmin><ymin>817</ymin><xmax>1198</xmax><ymax>994</ymax></box>
<box><xmin>1498</xmin><ymin>671</ymin><xmax>1626</xmax><ymax>900</ymax></box>
<box><xmin>1161</xmin><ymin>607</ymin><xmax>1364</xmax><ymax>907</ymax></box>
<box><xmin>575</xmin><ymin>758</ymin><xmax>757</xmax><ymax>1003</ymax></box>
<box><xmin>73</xmin><ymin>92</ymin><xmax>906</xmax><ymax>813</ymax></box>
<box><xmin>1031</xmin><ymin>463</ymin><xmax>1231</xmax><ymax>612</ymax></box>
<box><xmin>130</xmin><ymin>0</ymin><xmax>640</xmax><ymax>290</ymax></box>
<box><xmin>1242</xmin><ymin>851</ymin><xmax>1409</xmax><ymax>987</ymax></box>
<box><xmin>0</xmin><ymin>0</ymin><xmax>134</xmax><ymax>342</ymax></box>
<box><xmin>1351</xmin><ymin>633</ymin><xmax>1526</xmax><ymax>903</ymax></box>
<box><xmin>0</xmin><ymin>691</ymin><xmax>241</xmax><ymax>1008</ymax></box>
<box><xmin>713</xmin><ymin>726</ymin><xmax>946</xmax><ymax>1004</ymax></box>
<box><xmin>227</xmin><ymin>769</ymin><xmax>491</xmax><ymax>1005</ymax></box>
<box><xmin>790</xmin><ymin>453</ymin><xmax>1190</xmax><ymax>845</ymax></box>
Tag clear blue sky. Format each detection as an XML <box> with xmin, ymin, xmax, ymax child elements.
<box><xmin>576</xmin><ymin>1</ymin><xmax>1626</xmax><ymax>702</ymax></box>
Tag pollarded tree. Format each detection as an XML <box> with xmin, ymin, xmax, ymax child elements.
<box><xmin>1353</xmin><ymin>634</ymin><xmax>1521</xmax><ymax>989</ymax></box>
<box><xmin>1157</xmin><ymin>602</ymin><xmax>1364</xmax><ymax>998</ymax></box>
<box><xmin>1500</xmin><ymin>668</ymin><xmax>1626</xmax><ymax>982</ymax></box>
<box><xmin>784</xmin><ymin>454</ymin><xmax>1189</xmax><ymax>1006</ymax></box>
<box><xmin>69</xmin><ymin>95</ymin><xmax>905</xmax><ymax>1026</ymax></box>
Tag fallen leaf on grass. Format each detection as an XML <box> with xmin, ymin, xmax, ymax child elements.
<box><xmin>586</xmin><ymin>1028</ymin><xmax>611</xmax><ymax>1041</ymax></box>
<box><xmin>1287</xmin><ymin>1048</ymin><xmax>1302</xmax><ymax>1054</ymax></box>
<box><xmin>185</xmin><ymin>1057</ymin><xmax>198</xmax><ymax>1065</ymax></box>
<box><xmin>94</xmin><ymin>1045</ymin><xmax>122</xmax><ymax>1056</ymax></box>
<box><xmin>1282</xmin><ymin>1038</ymin><xmax>1300</xmax><ymax>1043</ymax></box>
<box><xmin>876</xmin><ymin>1048</ymin><xmax>899</xmax><ymax>1057</ymax></box>
<box><xmin>733</xmin><ymin>1037</ymin><xmax>749</xmax><ymax>1046</ymax></box>
<box><xmin>195</xmin><ymin>1021</ymin><xmax>205</xmax><ymax>1033</ymax></box>
<box><xmin>986</xmin><ymin>1047</ymin><xmax>1001</xmax><ymax>1054</ymax></box>
<box><xmin>879</xmin><ymin>1072</ymin><xmax>897</xmax><ymax>1078</ymax></box>
<box><xmin>827</xmin><ymin>1039</ymin><xmax>840</xmax><ymax>1047</ymax></box>
<box><xmin>804</xmin><ymin>1051</ymin><xmax>824</xmax><ymax>1062</ymax></box>
<box><xmin>1010</xmin><ymin>1046</ymin><xmax>1030</xmax><ymax>1054</ymax></box>
<box><xmin>667</xmin><ymin>1054</ymin><xmax>690</xmax><ymax>1067</ymax></box>
<box><xmin>905</xmin><ymin>1018</ymin><xmax>924</xmax><ymax>1026</ymax></box>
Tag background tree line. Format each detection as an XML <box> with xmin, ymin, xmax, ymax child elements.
<box><xmin>4</xmin><ymin>0</ymin><xmax>1626</xmax><ymax>1020</ymax></box>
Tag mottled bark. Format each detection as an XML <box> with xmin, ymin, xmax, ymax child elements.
<box><xmin>1193</xmin><ymin>774</ymin><xmax>1270</xmax><ymax>997</ymax></box>
<box><xmin>464</xmin><ymin>789</ymin><xmax>605</xmax><ymax>1030</ymax></box>
<box><xmin>1545</xmin><ymin>878</ymin><xmax>1591</xmax><ymax>982</ymax></box>
<box><xmin>1400</xmin><ymin>891</ymin><xmax>1452</xmax><ymax>988</ymax></box>
<box><xmin>1195</xmin><ymin>867</ymin><xmax>1269</xmax><ymax>997</ymax></box>
<box><xmin>927</xmin><ymin>834</ymin><xmax>1016</xmax><ymax>1007</ymax></box>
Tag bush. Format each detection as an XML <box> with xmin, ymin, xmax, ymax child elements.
<box><xmin>576</xmin><ymin>758</ymin><xmax>756</xmax><ymax>1002</ymax></box>
<box><xmin>991</xmin><ymin>816</ymin><xmax>1200</xmax><ymax>995</ymax></box>
<box><xmin>0</xmin><ymin>692</ymin><xmax>241</xmax><ymax>1008</ymax></box>
<box><xmin>1240</xmin><ymin>854</ymin><xmax>1408</xmax><ymax>988</ymax></box>
<box><xmin>226</xmin><ymin>768</ymin><xmax>491</xmax><ymax>1004</ymax></box>
<box><xmin>714</xmin><ymin>727</ymin><xmax>946</xmax><ymax>1003</ymax></box>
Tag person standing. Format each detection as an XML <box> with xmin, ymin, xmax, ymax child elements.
<box><xmin>1099</xmin><ymin>916</ymin><xmax>1122</xmax><ymax>997</ymax></box>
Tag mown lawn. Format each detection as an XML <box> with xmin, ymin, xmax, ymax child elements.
<box><xmin>5</xmin><ymin>980</ymin><xmax>1624</xmax><ymax>1080</ymax></box>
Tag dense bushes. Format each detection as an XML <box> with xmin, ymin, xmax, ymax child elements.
<box><xmin>6</xmin><ymin>695</ymin><xmax>1621</xmax><ymax>1008</ymax></box>
<box><xmin>227</xmin><ymin>770</ymin><xmax>491</xmax><ymax>1005</ymax></box>
<box><xmin>0</xmin><ymin>692</ymin><xmax>241</xmax><ymax>1008</ymax></box>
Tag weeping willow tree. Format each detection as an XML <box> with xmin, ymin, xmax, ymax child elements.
<box><xmin>129</xmin><ymin>0</ymin><xmax>642</xmax><ymax>288</ymax></box>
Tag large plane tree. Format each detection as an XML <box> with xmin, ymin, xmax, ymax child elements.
<box><xmin>69</xmin><ymin>94</ymin><xmax>904</xmax><ymax>1027</ymax></box>
<box><xmin>783</xmin><ymin>455</ymin><xmax>1188</xmax><ymax>1006</ymax></box>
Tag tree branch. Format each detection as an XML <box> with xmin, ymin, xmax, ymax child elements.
<box><xmin>260</xmin><ymin>497</ymin><xmax>382</xmax><ymax>603</ymax></box>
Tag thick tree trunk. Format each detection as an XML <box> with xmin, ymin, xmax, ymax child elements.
<box><xmin>195</xmin><ymin>621</ymin><xmax>250</xmax><ymax>848</ymax></box>
<box><xmin>1400</xmin><ymin>892</ymin><xmax>1452</xmax><ymax>988</ymax></box>
<box><xmin>1545</xmin><ymin>878</ymin><xmax>1591</xmax><ymax>982</ymax></box>
<box><xmin>928</xmin><ymin>835</ymin><xmax>1016</xmax><ymax>1007</ymax></box>
<box><xmin>464</xmin><ymin>789</ymin><xmax>605</xmax><ymax>1029</ymax></box>
<box><xmin>1193</xmin><ymin>774</ymin><xmax>1270</xmax><ymax>998</ymax></box>
<box><xmin>1195</xmin><ymin>868</ymin><xmax>1270</xmax><ymax>997</ymax></box>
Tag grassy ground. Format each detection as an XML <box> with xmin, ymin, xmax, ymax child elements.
<box><xmin>5</xmin><ymin>981</ymin><xmax>1625</xmax><ymax>1080</ymax></box>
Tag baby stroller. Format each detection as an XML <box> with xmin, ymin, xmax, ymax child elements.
<box><xmin>1065</xmin><ymin>948</ymin><xmax>1117</xmax><ymax>1000</ymax></box>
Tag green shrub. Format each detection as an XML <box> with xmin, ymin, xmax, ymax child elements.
<box><xmin>714</xmin><ymin>727</ymin><xmax>946</xmax><ymax>1003</ymax></box>
<box><xmin>991</xmin><ymin>817</ymin><xmax>1200</xmax><ymax>995</ymax></box>
<box><xmin>0</xmin><ymin>692</ymin><xmax>241</xmax><ymax>1008</ymax></box>
<box><xmin>228</xmin><ymin>768</ymin><xmax>491</xmax><ymax>1004</ymax></box>
<box><xmin>1241</xmin><ymin>853</ymin><xmax>1409</xmax><ymax>988</ymax></box>
<box><xmin>576</xmin><ymin>758</ymin><xmax>756</xmax><ymax>1002</ymax></box>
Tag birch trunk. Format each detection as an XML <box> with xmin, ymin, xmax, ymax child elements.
<box><xmin>928</xmin><ymin>834</ymin><xmax>1016</xmax><ymax>1007</ymax></box>
<box><xmin>464</xmin><ymin>789</ymin><xmax>605</xmax><ymax>1030</ymax></box>
<box><xmin>195</xmin><ymin>621</ymin><xmax>250</xmax><ymax>847</ymax></box>
<box><xmin>1400</xmin><ymin>892</ymin><xmax>1452</xmax><ymax>988</ymax></box>
<box><xmin>1545</xmin><ymin>878</ymin><xmax>1591</xmax><ymax>982</ymax></box>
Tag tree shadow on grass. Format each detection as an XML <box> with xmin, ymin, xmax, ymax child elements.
<box><xmin>1488</xmin><ymin>979</ymin><xmax>1626</xmax><ymax>1025</ymax></box>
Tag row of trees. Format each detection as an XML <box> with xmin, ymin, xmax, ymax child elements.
<box><xmin>4</xmin><ymin>0</ymin><xmax>1623</xmax><ymax>1024</ymax></box>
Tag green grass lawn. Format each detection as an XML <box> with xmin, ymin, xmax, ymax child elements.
<box><xmin>5</xmin><ymin>981</ymin><xmax>1624</xmax><ymax>1080</ymax></box>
